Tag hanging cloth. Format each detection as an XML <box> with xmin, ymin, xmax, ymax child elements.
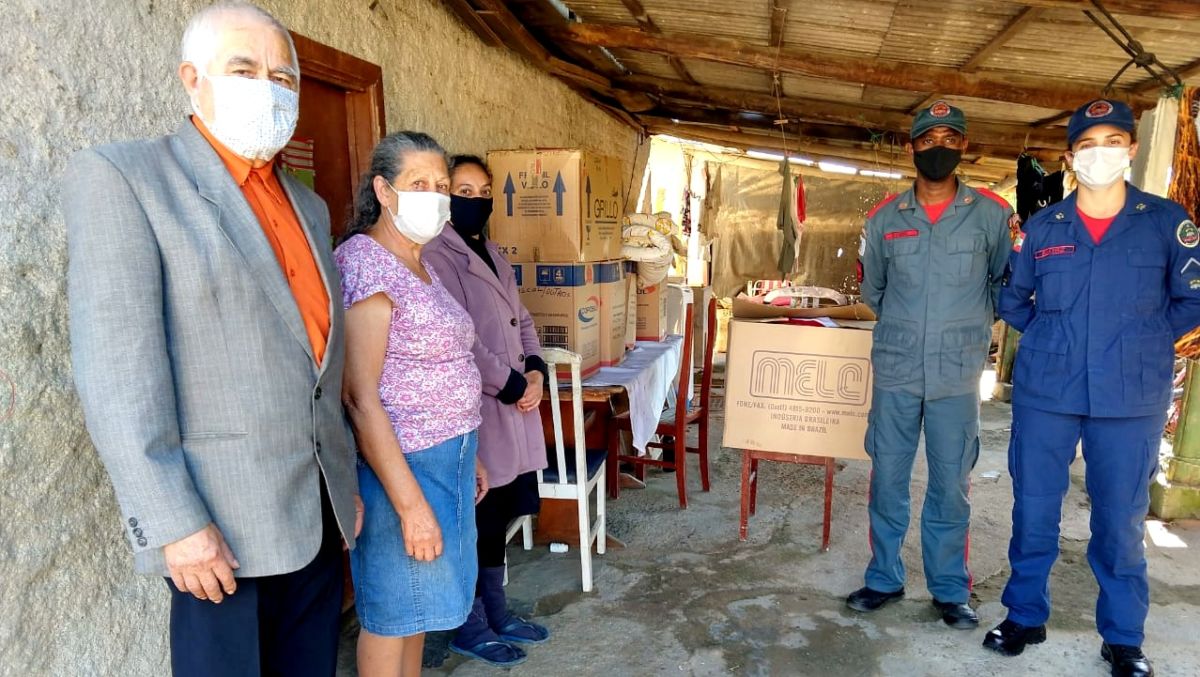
<box><xmin>1016</xmin><ymin>153</ymin><xmax>1065</xmax><ymax>223</ymax></box>
<box><xmin>776</xmin><ymin>158</ymin><xmax>799</xmax><ymax>276</ymax></box>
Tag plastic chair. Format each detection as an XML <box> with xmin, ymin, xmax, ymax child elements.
<box><xmin>538</xmin><ymin>348</ymin><xmax>607</xmax><ymax>592</ymax></box>
<box><xmin>609</xmin><ymin>297</ymin><xmax>717</xmax><ymax>508</ymax></box>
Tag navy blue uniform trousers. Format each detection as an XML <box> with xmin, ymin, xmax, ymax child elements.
<box><xmin>865</xmin><ymin>388</ymin><xmax>980</xmax><ymax>603</ymax></box>
<box><xmin>1002</xmin><ymin>405</ymin><xmax>1163</xmax><ymax>646</ymax></box>
<box><xmin>166</xmin><ymin>484</ymin><xmax>343</xmax><ymax>677</ymax></box>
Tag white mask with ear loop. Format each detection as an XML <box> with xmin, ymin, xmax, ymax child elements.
<box><xmin>191</xmin><ymin>67</ymin><xmax>299</xmax><ymax>161</ymax></box>
<box><xmin>1072</xmin><ymin>146</ymin><xmax>1130</xmax><ymax>190</ymax></box>
<box><xmin>384</xmin><ymin>187</ymin><xmax>450</xmax><ymax>245</ymax></box>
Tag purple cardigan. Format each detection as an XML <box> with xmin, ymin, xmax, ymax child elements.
<box><xmin>423</xmin><ymin>228</ymin><xmax>547</xmax><ymax>487</ymax></box>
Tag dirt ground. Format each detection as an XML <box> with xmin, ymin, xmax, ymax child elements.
<box><xmin>336</xmin><ymin>370</ymin><xmax>1200</xmax><ymax>676</ymax></box>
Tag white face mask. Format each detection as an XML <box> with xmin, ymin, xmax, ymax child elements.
<box><xmin>1072</xmin><ymin>146</ymin><xmax>1130</xmax><ymax>190</ymax></box>
<box><xmin>385</xmin><ymin>188</ymin><xmax>450</xmax><ymax>244</ymax></box>
<box><xmin>193</xmin><ymin>74</ymin><xmax>299</xmax><ymax>162</ymax></box>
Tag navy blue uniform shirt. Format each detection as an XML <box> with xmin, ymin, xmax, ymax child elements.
<box><xmin>999</xmin><ymin>183</ymin><xmax>1200</xmax><ymax>417</ymax></box>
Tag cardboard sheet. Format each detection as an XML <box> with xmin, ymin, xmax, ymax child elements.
<box><xmin>732</xmin><ymin>297</ymin><xmax>877</xmax><ymax>321</ymax></box>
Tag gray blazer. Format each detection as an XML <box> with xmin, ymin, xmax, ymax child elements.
<box><xmin>65</xmin><ymin>120</ymin><xmax>358</xmax><ymax>577</ymax></box>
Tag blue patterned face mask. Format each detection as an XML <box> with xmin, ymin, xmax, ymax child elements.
<box><xmin>194</xmin><ymin>74</ymin><xmax>298</xmax><ymax>162</ymax></box>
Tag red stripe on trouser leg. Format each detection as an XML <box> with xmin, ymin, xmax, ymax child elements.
<box><xmin>965</xmin><ymin>480</ymin><xmax>973</xmax><ymax>592</ymax></box>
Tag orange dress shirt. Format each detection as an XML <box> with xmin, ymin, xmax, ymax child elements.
<box><xmin>193</xmin><ymin>117</ymin><xmax>330</xmax><ymax>366</ymax></box>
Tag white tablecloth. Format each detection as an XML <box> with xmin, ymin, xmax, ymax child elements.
<box><xmin>580</xmin><ymin>335</ymin><xmax>684</xmax><ymax>454</ymax></box>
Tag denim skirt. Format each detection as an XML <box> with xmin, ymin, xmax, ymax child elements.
<box><xmin>351</xmin><ymin>430</ymin><xmax>479</xmax><ymax>637</ymax></box>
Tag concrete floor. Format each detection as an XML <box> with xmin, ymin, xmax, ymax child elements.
<box><xmin>337</xmin><ymin>374</ymin><xmax>1200</xmax><ymax>676</ymax></box>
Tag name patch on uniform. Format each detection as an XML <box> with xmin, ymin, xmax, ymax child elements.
<box><xmin>884</xmin><ymin>229</ymin><xmax>920</xmax><ymax>241</ymax></box>
<box><xmin>1177</xmin><ymin>220</ymin><xmax>1199</xmax><ymax>248</ymax></box>
<box><xmin>1034</xmin><ymin>245</ymin><xmax>1076</xmax><ymax>260</ymax></box>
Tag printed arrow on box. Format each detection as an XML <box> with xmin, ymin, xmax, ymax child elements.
<box><xmin>504</xmin><ymin>173</ymin><xmax>516</xmax><ymax>217</ymax></box>
<box><xmin>553</xmin><ymin>171</ymin><xmax>566</xmax><ymax>216</ymax></box>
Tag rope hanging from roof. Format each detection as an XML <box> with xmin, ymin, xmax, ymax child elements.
<box><xmin>1084</xmin><ymin>0</ymin><xmax>1183</xmax><ymax>95</ymax></box>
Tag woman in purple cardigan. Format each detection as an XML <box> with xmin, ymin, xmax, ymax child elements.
<box><xmin>423</xmin><ymin>155</ymin><xmax>551</xmax><ymax>667</ymax></box>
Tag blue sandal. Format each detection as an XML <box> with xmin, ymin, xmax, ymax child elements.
<box><xmin>449</xmin><ymin>639</ymin><xmax>527</xmax><ymax>667</ymax></box>
<box><xmin>494</xmin><ymin>615</ymin><xmax>551</xmax><ymax>645</ymax></box>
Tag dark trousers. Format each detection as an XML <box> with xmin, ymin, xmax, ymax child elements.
<box><xmin>475</xmin><ymin>471</ymin><xmax>539</xmax><ymax>569</ymax></box>
<box><xmin>1002</xmin><ymin>405</ymin><xmax>1163</xmax><ymax>646</ymax></box>
<box><xmin>167</xmin><ymin>487</ymin><xmax>343</xmax><ymax>677</ymax></box>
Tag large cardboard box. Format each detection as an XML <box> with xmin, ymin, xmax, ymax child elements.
<box><xmin>722</xmin><ymin>320</ymin><xmax>874</xmax><ymax>460</ymax></box>
<box><xmin>636</xmin><ymin>282</ymin><xmax>668</xmax><ymax>342</ymax></box>
<box><xmin>624</xmin><ymin>261</ymin><xmax>638</xmax><ymax>350</ymax></box>
<box><xmin>513</xmin><ymin>262</ymin><xmax>601</xmax><ymax>378</ymax></box>
<box><xmin>595</xmin><ymin>260</ymin><xmax>627</xmax><ymax>366</ymax></box>
<box><xmin>487</xmin><ymin>149</ymin><xmax>624</xmax><ymax>262</ymax></box>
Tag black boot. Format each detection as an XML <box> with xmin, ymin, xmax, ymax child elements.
<box><xmin>845</xmin><ymin>586</ymin><xmax>904</xmax><ymax>612</ymax></box>
<box><xmin>982</xmin><ymin>619</ymin><xmax>1047</xmax><ymax>656</ymax></box>
<box><xmin>1102</xmin><ymin>643</ymin><xmax>1153</xmax><ymax>677</ymax></box>
<box><xmin>480</xmin><ymin>565</ymin><xmax>550</xmax><ymax>644</ymax></box>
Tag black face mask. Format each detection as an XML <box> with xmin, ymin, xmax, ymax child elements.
<box><xmin>450</xmin><ymin>194</ymin><xmax>493</xmax><ymax>239</ymax></box>
<box><xmin>913</xmin><ymin>146</ymin><xmax>962</xmax><ymax>181</ymax></box>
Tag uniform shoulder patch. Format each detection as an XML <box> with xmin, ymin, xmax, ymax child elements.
<box><xmin>866</xmin><ymin>192</ymin><xmax>902</xmax><ymax>220</ymax></box>
<box><xmin>975</xmin><ymin>187</ymin><xmax>1012</xmax><ymax>210</ymax></box>
<box><xmin>1178</xmin><ymin>220</ymin><xmax>1200</xmax><ymax>248</ymax></box>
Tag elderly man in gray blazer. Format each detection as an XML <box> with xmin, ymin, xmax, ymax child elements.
<box><xmin>65</xmin><ymin>2</ymin><xmax>359</xmax><ymax>675</ymax></box>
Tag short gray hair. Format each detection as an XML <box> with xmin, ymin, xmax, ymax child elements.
<box><xmin>180</xmin><ymin>1</ymin><xmax>298</xmax><ymax>75</ymax></box>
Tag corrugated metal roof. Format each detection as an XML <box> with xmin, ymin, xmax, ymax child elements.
<box><xmin>608</xmin><ymin>49</ymin><xmax>678</xmax><ymax>80</ymax></box>
<box><xmin>529</xmin><ymin>0</ymin><xmax>1200</xmax><ymax>161</ymax></box>
<box><xmin>687</xmin><ymin>61</ymin><xmax>775</xmax><ymax>94</ymax></box>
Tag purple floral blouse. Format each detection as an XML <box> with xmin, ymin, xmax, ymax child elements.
<box><xmin>335</xmin><ymin>234</ymin><xmax>482</xmax><ymax>453</ymax></box>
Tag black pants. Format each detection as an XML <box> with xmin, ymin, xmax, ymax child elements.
<box><xmin>167</xmin><ymin>485</ymin><xmax>343</xmax><ymax>677</ymax></box>
<box><xmin>475</xmin><ymin>471</ymin><xmax>540</xmax><ymax>568</ymax></box>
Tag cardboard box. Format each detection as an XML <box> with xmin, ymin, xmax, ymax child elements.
<box><xmin>624</xmin><ymin>261</ymin><xmax>638</xmax><ymax>350</ymax></box>
<box><xmin>594</xmin><ymin>260</ymin><xmax>627</xmax><ymax>366</ymax></box>
<box><xmin>636</xmin><ymin>282</ymin><xmax>668</xmax><ymax>342</ymax></box>
<box><xmin>722</xmin><ymin>320</ymin><xmax>875</xmax><ymax>460</ymax></box>
<box><xmin>666</xmin><ymin>283</ymin><xmax>693</xmax><ymax>336</ymax></box>
<box><xmin>487</xmin><ymin>149</ymin><xmax>624</xmax><ymax>262</ymax></box>
<box><xmin>512</xmin><ymin>262</ymin><xmax>601</xmax><ymax>378</ymax></box>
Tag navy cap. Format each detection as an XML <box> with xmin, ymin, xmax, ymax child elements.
<box><xmin>911</xmin><ymin>100</ymin><xmax>968</xmax><ymax>139</ymax></box>
<box><xmin>1067</xmin><ymin>99</ymin><xmax>1135</xmax><ymax>147</ymax></box>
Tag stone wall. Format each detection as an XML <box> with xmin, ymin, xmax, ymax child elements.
<box><xmin>0</xmin><ymin>1</ymin><xmax>637</xmax><ymax>674</ymax></box>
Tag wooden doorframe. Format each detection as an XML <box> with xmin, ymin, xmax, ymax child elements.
<box><xmin>291</xmin><ymin>31</ymin><xmax>386</xmax><ymax>198</ymax></box>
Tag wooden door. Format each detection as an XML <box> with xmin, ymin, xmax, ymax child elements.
<box><xmin>288</xmin><ymin>33</ymin><xmax>385</xmax><ymax>240</ymax></box>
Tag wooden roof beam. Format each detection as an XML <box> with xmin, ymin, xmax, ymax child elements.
<box><xmin>551</xmin><ymin>22</ymin><xmax>1152</xmax><ymax>111</ymax></box>
<box><xmin>907</xmin><ymin>7</ymin><xmax>1041</xmax><ymax>114</ymax></box>
<box><xmin>443</xmin><ymin>0</ymin><xmax>503</xmax><ymax>46</ymax></box>
<box><xmin>964</xmin><ymin>7</ymin><xmax>1042</xmax><ymax>73</ymax></box>
<box><xmin>473</xmin><ymin>0</ymin><xmax>613</xmax><ymax>94</ymax></box>
<box><xmin>1011</xmin><ymin>0</ymin><xmax>1200</xmax><ymax>19</ymax></box>
<box><xmin>619</xmin><ymin>74</ymin><xmax>1068</xmax><ymax>149</ymax></box>
<box><xmin>642</xmin><ymin>121</ymin><xmax>1015</xmax><ymax>183</ymax></box>
<box><xmin>615</xmin><ymin>0</ymin><xmax>698</xmax><ymax>85</ymax></box>
<box><xmin>649</xmin><ymin>108</ymin><xmax>1062</xmax><ymax>163</ymax></box>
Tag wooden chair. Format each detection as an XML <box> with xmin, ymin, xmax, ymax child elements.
<box><xmin>609</xmin><ymin>297</ymin><xmax>717</xmax><ymax>508</ymax></box>
<box><xmin>538</xmin><ymin>348</ymin><xmax>607</xmax><ymax>592</ymax></box>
